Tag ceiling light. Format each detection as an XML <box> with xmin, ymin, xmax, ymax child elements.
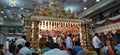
<box><xmin>1</xmin><ymin>11</ymin><xmax>4</xmax><ymax>14</ymax></box>
<box><xmin>64</xmin><ymin>6</ymin><xmax>77</xmax><ymax>13</ymax></box>
<box><xmin>11</xmin><ymin>5</ymin><xmax>14</xmax><ymax>7</ymax></box>
<box><xmin>39</xmin><ymin>1</ymin><xmax>42</xmax><ymax>3</ymax></box>
<box><xmin>9</xmin><ymin>0</ymin><xmax>16</xmax><ymax>7</ymax></box>
<box><xmin>96</xmin><ymin>0</ymin><xmax>100</xmax><ymax>2</ymax></box>
<box><xmin>21</xmin><ymin>8</ymin><xmax>24</xmax><ymax>9</ymax></box>
<box><xmin>26</xmin><ymin>10</ymin><xmax>29</xmax><ymax>12</ymax></box>
<box><xmin>84</xmin><ymin>7</ymin><xmax>87</xmax><ymax>10</ymax></box>
<box><xmin>4</xmin><ymin>16</ymin><xmax>7</xmax><ymax>18</ymax></box>
<box><xmin>83</xmin><ymin>0</ymin><xmax>87</xmax><ymax>2</ymax></box>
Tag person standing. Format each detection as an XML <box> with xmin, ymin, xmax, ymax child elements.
<box><xmin>72</xmin><ymin>42</ymin><xmax>83</xmax><ymax>55</ymax></box>
<box><xmin>6</xmin><ymin>39</ymin><xmax>10</xmax><ymax>53</ymax></box>
<box><xmin>92</xmin><ymin>33</ymin><xmax>102</xmax><ymax>55</ymax></box>
<box><xmin>15</xmin><ymin>35</ymin><xmax>26</xmax><ymax>46</ymax></box>
<box><xmin>65</xmin><ymin>34</ymin><xmax>73</xmax><ymax>49</ymax></box>
<box><xmin>19</xmin><ymin>42</ymin><xmax>34</xmax><ymax>55</ymax></box>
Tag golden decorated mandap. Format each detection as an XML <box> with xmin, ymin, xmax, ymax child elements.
<box><xmin>23</xmin><ymin>0</ymin><xmax>92</xmax><ymax>50</ymax></box>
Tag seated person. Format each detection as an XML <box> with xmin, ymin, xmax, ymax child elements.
<box><xmin>43</xmin><ymin>43</ymin><xmax>69</xmax><ymax>55</ymax></box>
<box><xmin>41</xmin><ymin>42</ymin><xmax>51</xmax><ymax>54</ymax></box>
<box><xmin>72</xmin><ymin>42</ymin><xmax>83</xmax><ymax>55</ymax></box>
<box><xmin>61</xmin><ymin>42</ymin><xmax>72</xmax><ymax>55</ymax></box>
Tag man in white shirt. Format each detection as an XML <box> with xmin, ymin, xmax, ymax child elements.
<box><xmin>15</xmin><ymin>36</ymin><xmax>26</xmax><ymax>46</ymax></box>
<box><xmin>6</xmin><ymin>39</ymin><xmax>9</xmax><ymax>52</ymax></box>
<box><xmin>15</xmin><ymin>38</ymin><xmax>26</xmax><ymax>46</ymax></box>
<box><xmin>103</xmin><ymin>43</ymin><xmax>108</xmax><ymax>55</ymax></box>
<box><xmin>92</xmin><ymin>33</ymin><xmax>101</xmax><ymax>55</ymax></box>
<box><xmin>65</xmin><ymin>34</ymin><xmax>73</xmax><ymax>49</ymax></box>
<box><xmin>19</xmin><ymin>42</ymin><xmax>34</xmax><ymax>55</ymax></box>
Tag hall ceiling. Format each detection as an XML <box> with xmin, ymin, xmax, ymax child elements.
<box><xmin>0</xmin><ymin>0</ymin><xmax>103</xmax><ymax>22</ymax></box>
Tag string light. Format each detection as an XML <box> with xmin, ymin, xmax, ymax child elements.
<box><xmin>83</xmin><ymin>0</ymin><xmax>87</xmax><ymax>2</ymax></box>
<box><xmin>4</xmin><ymin>16</ymin><xmax>7</xmax><ymax>18</ymax></box>
<box><xmin>21</xmin><ymin>8</ymin><xmax>24</xmax><ymax>10</ymax></box>
<box><xmin>96</xmin><ymin>0</ymin><xmax>100</xmax><ymax>2</ymax></box>
<box><xmin>1</xmin><ymin>11</ymin><xmax>4</xmax><ymax>14</ymax></box>
<box><xmin>84</xmin><ymin>7</ymin><xmax>87</xmax><ymax>10</ymax></box>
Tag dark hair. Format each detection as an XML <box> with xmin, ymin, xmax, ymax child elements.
<box><xmin>22</xmin><ymin>35</ymin><xmax>26</xmax><ymax>40</ymax></box>
<box><xmin>75</xmin><ymin>42</ymin><xmax>80</xmax><ymax>46</ymax></box>
<box><xmin>18</xmin><ymin>44</ymin><xmax>23</xmax><ymax>49</ymax></box>
<box><xmin>69</xmin><ymin>34</ymin><xmax>72</xmax><ymax>37</ymax></box>
<box><xmin>95</xmin><ymin>33</ymin><xmax>98</xmax><ymax>36</ymax></box>
<box><xmin>32</xmin><ymin>52</ymin><xmax>38</xmax><ymax>55</ymax></box>
<box><xmin>0</xmin><ymin>44</ymin><xmax>3</xmax><ymax>48</ymax></box>
<box><xmin>62</xmin><ymin>42</ymin><xmax>66</xmax><ymax>47</ymax></box>
<box><xmin>45</xmin><ymin>42</ymin><xmax>50</xmax><ymax>47</ymax></box>
<box><xmin>104</xmin><ymin>42</ymin><xmax>107</xmax><ymax>46</ymax></box>
<box><xmin>25</xmin><ymin>42</ymin><xmax>30</xmax><ymax>47</ymax></box>
<box><xmin>7</xmin><ymin>39</ymin><xmax>9</xmax><ymax>41</ymax></box>
<box><xmin>49</xmin><ymin>43</ymin><xmax>59</xmax><ymax>49</ymax></box>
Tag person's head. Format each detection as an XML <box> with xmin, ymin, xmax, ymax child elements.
<box><xmin>25</xmin><ymin>42</ymin><xmax>31</xmax><ymax>47</ymax></box>
<box><xmin>62</xmin><ymin>42</ymin><xmax>66</xmax><ymax>47</ymax></box>
<box><xmin>0</xmin><ymin>44</ymin><xmax>3</xmax><ymax>49</ymax></box>
<box><xmin>11</xmin><ymin>41</ymin><xmax>15</xmax><ymax>44</ymax></box>
<box><xmin>48</xmin><ymin>36</ymin><xmax>53</xmax><ymax>43</ymax></box>
<box><xmin>104</xmin><ymin>43</ymin><xmax>107</xmax><ymax>46</ymax></box>
<box><xmin>32</xmin><ymin>52</ymin><xmax>38</xmax><ymax>55</ymax></box>
<box><xmin>68</xmin><ymin>34</ymin><xmax>72</xmax><ymax>37</ymax></box>
<box><xmin>15</xmin><ymin>38</ymin><xmax>17</xmax><ymax>40</ymax></box>
<box><xmin>94</xmin><ymin>33</ymin><xmax>98</xmax><ymax>36</ymax></box>
<box><xmin>7</xmin><ymin>39</ymin><xmax>9</xmax><ymax>41</ymax></box>
<box><xmin>22</xmin><ymin>35</ymin><xmax>26</xmax><ymax>40</ymax></box>
<box><xmin>75</xmin><ymin>42</ymin><xmax>80</xmax><ymax>46</ymax></box>
<box><xmin>45</xmin><ymin>42</ymin><xmax>50</xmax><ymax>47</ymax></box>
<box><xmin>49</xmin><ymin>43</ymin><xmax>59</xmax><ymax>49</ymax></box>
<box><xmin>18</xmin><ymin>44</ymin><xmax>23</xmax><ymax>49</ymax></box>
<box><xmin>12</xmin><ymin>39</ymin><xmax>14</xmax><ymax>41</ymax></box>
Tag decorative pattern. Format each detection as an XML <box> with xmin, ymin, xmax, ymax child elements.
<box><xmin>95</xmin><ymin>22</ymin><xmax>120</xmax><ymax>33</ymax></box>
<box><xmin>95</xmin><ymin>15</ymin><xmax>120</xmax><ymax>26</ymax></box>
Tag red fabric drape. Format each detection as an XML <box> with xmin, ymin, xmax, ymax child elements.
<box><xmin>108</xmin><ymin>17</ymin><xmax>120</xmax><ymax>23</ymax></box>
<box><xmin>95</xmin><ymin>15</ymin><xmax>120</xmax><ymax>26</ymax></box>
<box><xmin>116</xmin><ymin>29</ymin><xmax>120</xmax><ymax>34</ymax></box>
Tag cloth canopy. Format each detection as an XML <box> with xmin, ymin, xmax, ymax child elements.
<box><xmin>95</xmin><ymin>15</ymin><xmax>120</xmax><ymax>26</ymax></box>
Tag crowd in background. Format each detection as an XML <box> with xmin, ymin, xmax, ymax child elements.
<box><xmin>0</xmin><ymin>33</ymin><xmax>88</xmax><ymax>55</ymax></box>
<box><xmin>1</xmin><ymin>31</ymin><xmax>120</xmax><ymax>55</ymax></box>
<box><xmin>92</xmin><ymin>32</ymin><xmax>120</xmax><ymax>55</ymax></box>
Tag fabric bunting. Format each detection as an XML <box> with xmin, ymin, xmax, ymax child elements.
<box><xmin>108</xmin><ymin>15</ymin><xmax>120</xmax><ymax>22</ymax></box>
<box><xmin>95</xmin><ymin>15</ymin><xmax>120</xmax><ymax>26</ymax></box>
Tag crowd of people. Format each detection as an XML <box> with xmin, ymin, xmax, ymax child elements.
<box><xmin>1</xmin><ymin>32</ymin><xmax>120</xmax><ymax>55</ymax></box>
<box><xmin>0</xmin><ymin>34</ymin><xmax>88</xmax><ymax>55</ymax></box>
<box><xmin>92</xmin><ymin>32</ymin><xmax>120</xmax><ymax>55</ymax></box>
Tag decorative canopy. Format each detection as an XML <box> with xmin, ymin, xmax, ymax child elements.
<box><xmin>24</xmin><ymin>0</ymin><xmax>85</xmax><ymax>23</ymax></box>
<box><xmin>25</xmin><ymin>16</ymin><xmax>85</xmax><ymax>23</ymax></box>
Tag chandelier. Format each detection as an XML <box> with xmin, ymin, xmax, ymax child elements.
<box><xmin>9</xmin><ymin>0</ymin><xmax>16</xmax><ymax>7</ymax></box>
